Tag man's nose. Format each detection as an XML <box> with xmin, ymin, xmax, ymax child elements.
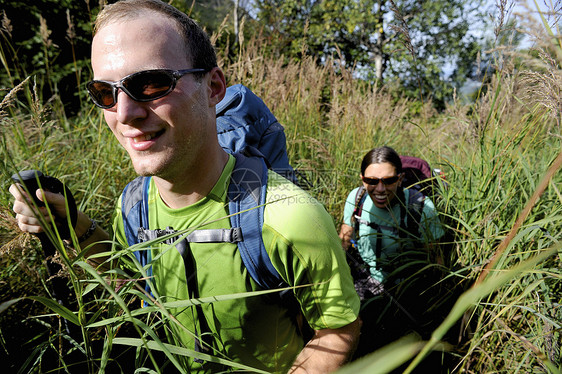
<box><xmin>115</xmin><ymin>90</ymin><xmax>147</xmax><ymax>124</ymax></box>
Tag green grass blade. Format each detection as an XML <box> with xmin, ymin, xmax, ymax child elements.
<box><xmin>336</xmin><ymin>335</ymin><xmax>426</xmax><ymax>374</ymax></box>
<box><xmin>404</xmin><ymin>244</ymin><xmax>561</xmax><ymax>373</ymax></box>
<box><xmin>112</xmin><ymin>337</ymin><xmax>271</xmax><ymax>374</ymax></box>
<box><xmin>28</xmin><ymin>295</ymin><xmax>80</xmax><ymax>326</ymax></box>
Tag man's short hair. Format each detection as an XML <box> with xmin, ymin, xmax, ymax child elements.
<box><xmin>94</xmin><ymin>0</ymin><xmax>217</xmax><ymax>73</ymax></box>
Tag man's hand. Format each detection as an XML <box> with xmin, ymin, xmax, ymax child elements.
<box><xmin>9</xmin><ymin>183</ymin><xmax>111</xmax><ymax>268</ymax></box>
<box><xmin>9</xmin><ymin>184</ymin><xmax>68</xmax><ymax>234</ymax></box>
<box><xmin>290</xmin><ymin>318</ymin><xmax>362</xmax><ymax>373</ymax></box>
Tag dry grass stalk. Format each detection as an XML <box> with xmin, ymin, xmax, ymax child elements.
<box><xmin>210</xmin><ymin>13</ymin><xmax>230</xmax><ymax>47</ymax></box>
<box><xmin>0</xmin><ymin>208</ymin><xmax>44</xmax><ymax>298</ymax></box>
<box><xmin>520</xmin><ymin>58</ymin><xmax>562</xmax><ymax>129</ymax></box>
<box><xmin>0</xmin><ymin>76</ymin><xmax>31</xmax><ymax>114</ymax></box>
<box><xmin>39</xmin><ymin>16</ymin><xmax>53</xmax><ymax>49</ymax></box>
<box><xmin>1</xmin><ymin>10</ymin><xmax>12</xmax><ymax>38</ymax></box>
<box><xmin>493</xmin><ymin>0</ymin><xmax>516</xmax><ymax>43</ymax></box>
<box><xmin>388</xmin><ymin>0</ymin><xmax>427</xmax><ymax>118</ymax></box>
<box><xmin>66</xmin><ymin>9</ymin><xmax>76</xmax><ymax>41</ymax></box>
<box><xmin>458</xmin><ymin>1</ymin><xmax>561</xmax><ymax>142</ymax></box>
<box><xmin>515</xmin><ymin>2</ymin><xmax>562</xmax><ymax>130</ymax></box>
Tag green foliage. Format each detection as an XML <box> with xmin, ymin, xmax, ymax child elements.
<box><xmin>0</xmin><ymin>0</ymin><xmax>98</xmax><ymax>115</ymax></box>
<box><xmin>250</xmin><ymin>0</ymin><xmax>489</xmax><ymax>109</ymax></box>
<box><xmin>385</xmin><ymin>0</ymin><xmax>487</xmax><ymax>109</ymax></box>
<box><xmin>0</xmin><ymin>0</ymin><xmax>494</xmax><ymax>112</ymax></box>
<box><xmin>0</xmin><ymin>1</ymin><xmax>561</xmax><ymax>373</ymax></box>
<box><xmin>172</xmin><ymin>0</ymin><xmax>233</xmax><ymax>35</ymax></box>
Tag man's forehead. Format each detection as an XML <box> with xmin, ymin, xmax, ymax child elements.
<box><xmin>92</xmin><ymin>16</ymin><xmax>186</xmax><ymax>54</ymax></box>
<box><xmin>91</xmin><ymin>18</ymin><xmax>188</xmax><ymax>77</ymax></box>
<box><xmin>96</xmin><ymin>14</ymin><xmax>178</xmax><ymax>38</ymax></box>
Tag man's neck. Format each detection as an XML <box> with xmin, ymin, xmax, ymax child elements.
<box><xmin>153</xmin><ymin>149</ymin><xmax>230</xmax><ymax>209</ymax></box>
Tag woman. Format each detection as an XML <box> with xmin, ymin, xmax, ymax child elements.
<box><xmin>340</xmin><ymin>146</ymin><xmax>445</xmax><ymax>357</ymax></box>
<box><xmin>340</xmin><ymin>146</ymin><xmax>444</xmax><ymax>285</ymax></box>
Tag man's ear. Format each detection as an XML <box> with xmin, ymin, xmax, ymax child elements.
<box><xmin>398</xmin><ymin>172</ymin><xmax>404</xmax><ymax>187</ymax></box>
<box><xmin>207</xmin><ymin>67</ymin><xmax>226</xmax><ymax>106</ymax></box>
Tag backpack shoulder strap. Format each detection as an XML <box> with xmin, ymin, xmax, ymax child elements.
<box><xmin>351</xmin><ymin>186</ymin><xmax>368</xmax><ymax>238</ymax></box>
<box><xmin>121</xmin><ymin>176</ymin><xmax>153</xmax><ymax>305</ymax></box>
<box><xmin>229</xmin><ymin>152</ymin><xmax>306</xmax><ymax>337</ymax></box>
<box><xmin>229</xmin><ymin>152</ymin><xmax>286</xmax><ymax>290</ymax></box>
<box><xmin>400</xmin><ymin>187</ymin><xmax>425</xmax><ymax>239</ymax></box>
<box><xmin>122</xmin><ymin>176</ymin><xmax>151</xmax><ymax>249</ymax></box>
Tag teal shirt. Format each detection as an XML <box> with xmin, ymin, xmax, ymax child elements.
<box><xmin>343</xmin><ymin>187</ymin><xmax>444</xmax><ymax>283</ymax></box>
<box><xmin>113</xmin><ymin>156</ymin><xmax>360</xmax><ymax>373</ymax></box>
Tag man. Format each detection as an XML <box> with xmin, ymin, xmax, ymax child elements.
<box><xmin>9</xmin><ymin>0</ymin><xmax>360</xmax><ymax>372</ymax></box>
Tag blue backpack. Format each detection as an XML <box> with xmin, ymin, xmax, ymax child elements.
<box><xmin>216</xmin><ymin>84</ymin><xmax>297</xmax><ymax>183</ymax></box>
<box><xmin>121</xmin><ymin>84</ymin><xmax>295</xmax><ymax>296</ymax></box>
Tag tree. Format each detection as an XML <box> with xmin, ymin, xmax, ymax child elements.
<box><xmin>174</xmin><ymin>0</ymin><xmax>233</xmax><ymax>36</ymax></box>
<box><xmin>250</xmin><ymin>0</ymin><xmax>489</xmax><ymax>109</ymax></box>
<box><xmin>385</xmin><ymin>0</ymin><xmax>486</xmax><ymax>109</ymax></box>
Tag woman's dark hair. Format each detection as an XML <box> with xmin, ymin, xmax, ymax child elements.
<box><xmin>360</xmin><ymin>146</ymin><xmax>402</xmax><ymax>176</ymax></box>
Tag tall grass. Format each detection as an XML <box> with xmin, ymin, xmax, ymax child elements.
<box><xmin>0</xmin><ymin>3</ymin><xmax>561</xmax><ymax>373</ymax></box>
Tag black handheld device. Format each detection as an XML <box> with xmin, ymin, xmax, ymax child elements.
<box><xmin>10</xmin><ymin>170</ymin><xmax>78</xmax><ymax>333</ymax></box>
<box><xmin>11</xmin><ymin>170</ymin><xmax>78</xmax><ymax>237</ymax></box>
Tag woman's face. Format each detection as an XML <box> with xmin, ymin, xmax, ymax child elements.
<box><xmin>361</xmin><ymin>162</ymin><xmax>403</xmax><ymax>209</ymax></box>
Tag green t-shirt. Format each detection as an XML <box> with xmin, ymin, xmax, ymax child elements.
<box><xmin>113</xmin><ymin>155</ymin><xmax>360</xmax><ymax>373</ymax></box>
<box><xmin>343</xmin><ymin>187</ymin><xmax>445</xmax><ymax>283</ymax></box>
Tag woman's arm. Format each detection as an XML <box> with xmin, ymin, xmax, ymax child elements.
<box><xmin>339</xmin><ymin>223</ymin><xmax>354</xmax><ymax>251</ymax></box>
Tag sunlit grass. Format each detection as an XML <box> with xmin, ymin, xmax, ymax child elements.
<box><xmin>0</xmin><ymin>2</ymin><xmax>561</xmax><ymax>373</ymax></box>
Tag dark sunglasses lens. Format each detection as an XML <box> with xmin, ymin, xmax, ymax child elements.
<box><xmin>88</xmin><ymin>82</ymin><xmax>115</xmax><ymax>108</ymax></box>
<box><xmin>123</xmin><ymin>71</ymin><xmax>174</xmax><ymax>100</ymax></box>
<box><xmin>364</xmin><ymin>176</ymin><xmax>399</xmax><ymax>185</ymax></box>
<box><xmin>382</xmin><ymin>176</ymin><xmax>399</xmax><ymax>185</ymax></box>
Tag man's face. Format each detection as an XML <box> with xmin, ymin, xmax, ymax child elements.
<box><xmin>91</xmin><ymin>15</ymin><xmax>218</xmax><ymax>180</ymax></box>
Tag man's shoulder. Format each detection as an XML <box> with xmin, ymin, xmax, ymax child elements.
<box><xmin>263</xmin><ymin>170</ymin><xmax>337</xmax><ymax>235</ymax></box>
<box><xmin>265</xmin><ymin>170</ymin><xmax>321</xmax><ymax>209</ymax></box>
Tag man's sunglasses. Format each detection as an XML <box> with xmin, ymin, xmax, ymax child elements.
<box><xmin>362</xmin><ymin>175</ymin><xmax>400</xmax><ymax>186</ymax></box>
<box><xmin>86</xmin><ymin>68</ymin><xmax>207</xmax><ymax>109</ymax></box>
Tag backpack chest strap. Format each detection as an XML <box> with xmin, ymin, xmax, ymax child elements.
<box><xmin>354</xmin><ymin>215</ymin><xmax>400</xmax><ymax>234</ymax></box>
<box><xmin>138</xmin><ymin>226</ymin><xmax>243</xmax><ymax>244</ymax></box>
<box><xmin>354</xmin><ymin>215</ymin><xmax>380</xmax><ymax>230</ymax></box>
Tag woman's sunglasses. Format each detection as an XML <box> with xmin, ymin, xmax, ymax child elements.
<box><xmin>362</xmin><ymin>175</ymin><xmax>400</xmax><ymax>186</ymax></box>
<box><xmin>86</xmin><ymin>68</ymin><xmax>207</xmax><ymax>109</ymax></box>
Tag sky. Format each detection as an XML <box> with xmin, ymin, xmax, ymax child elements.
<box><xmin>513</xmin><ymin>0</ymin><xmax>560</xmax><ymax>48</ymax></box>
<box><xmin>459</xmin><ymin>0</ymin><xmax>558</xmax><ymax>97</ymax></box>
